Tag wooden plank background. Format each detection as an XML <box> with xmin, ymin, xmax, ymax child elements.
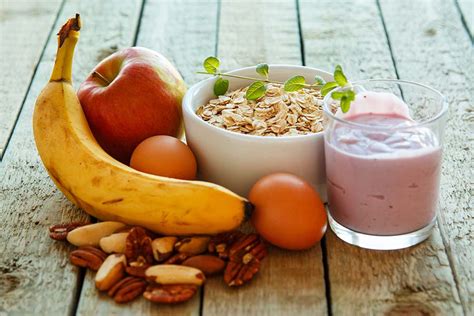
<box><xmin>0</xmin><ymin>0</ymin><xmax>62</xmax><ymax>157</ymax></box>
<box><xmin>0</xmin><ymin>0</ymin><xmax>472</xmax><ymax>315</ymax></box>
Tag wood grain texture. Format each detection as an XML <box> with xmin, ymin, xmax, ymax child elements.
<box><xmin>0</xmin><ymin>0</ymin><xmax>142</xmax><ymax>314</ymax></box>
<box><xmin>380</xmin><ymin>0</ymin><xmax>473</xmax><ymax>314</ymax></box>
<box><xmin>136</xmin><ymin>0</ymin><xmax>219</xmax><ymax>84</ymax></box>
<box><xmin>0</xmin><ymin>0</ymin><xmax>62</xmax><ymax>158</ymax></box>
<box><xmin>300</xmin><ymin>0</ymin><xmax>464</xmax><ymax>315</ymax></box>
<box><xmin>203</xmin><ymin>1</ymin><xmax>327</xmax><ymax>315</ymax></box>
<box><xmin>457</xmin><ymin>0</ymin><xmax>473</xmax><ymax>36</ymax></box>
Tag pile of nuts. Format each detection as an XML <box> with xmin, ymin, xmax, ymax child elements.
<box><xmin>49</xmin><ymin>221</ymin><xmax>267</xmax><ymax>304</ymax></box>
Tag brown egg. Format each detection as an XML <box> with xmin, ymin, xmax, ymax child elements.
<box><xmin>130</xmin><ymin>135</ymin><xmax>197</xmax><ymax>180</ymax></box>
<box><xmin>249</xmin><ymin>173</ymin><xmax>327</xmax><ymax>250</ymax></box>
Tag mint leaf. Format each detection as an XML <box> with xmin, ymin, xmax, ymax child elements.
<box><xmin>314</xmin><ymin>75</ymin><xmax>326</xmax><ymax>86</ymax></box>
<box><xmin>345</xmin><ymin>89</ymin><xmax>355</xmax><ymax>101</ymax></box>
<box><xmin>284</xmin><ymin>76</ymin><xmax>306</xmax><ymax>92</ymax></box>
<box><xmin>256</xmin><ymin>63</ymin><xmax>269</xmax><ymax>78</ymax></box>
<box><xmin>340</xmin><ymin>96</ymin><xmax>351</xmax><ymax>113</ymax></box>
<box><xmin>334</xmin><ymin>64</ymin><xmax>348</xmax><ymax>86</ymax></box>
<box><xmin>321</xmin><ymin>81</ymin><xmax>338</xmax><ymax>96</ymax></box>
<box><xmin>203</xmin><ymin>56</ymin><xmax>220</xmax><ymax>74</ymax></box>
<box><xmin>331</xmin><ymin>91</ymin><xmax>345</xmax><ymax>100</ymax></box>
<box><xmin>214</xmin><ymin>77</ymin><xmax>229</xmax><ymax>96</ymax></box>
<box><xmin>246</xmin><ymin>81</ymin><xmax>266</xmax><ymax>100</ymax></box>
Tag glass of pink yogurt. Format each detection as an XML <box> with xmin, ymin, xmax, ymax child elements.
<box><xmin>323</xmin><ymin>80</ymin><xmax>448</xmax><ymax>250</ymax></box>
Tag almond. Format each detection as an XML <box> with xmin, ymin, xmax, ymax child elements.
<box><xmin>145</xmin><ymin>264</ymin><xmax>205</xmax><ymax>286</ymax></box>
<box><xmin>95</xmin><ymin>254</ymin><xmax>126</xmax><ymax>291</ymax></box>
<box><xmin>67</xmin><ymin>221</ymin><xmax>126</xmax><ymax>247</ymax></box>
<box><xmin>99</xmin><ymin>232</ymin><xmax>129</xmax><ymax>253</ymax></box>
<box><xmin>182</xmin><ymin>255</ymin><xmax>225</xmax><ymax>276</ymax></box>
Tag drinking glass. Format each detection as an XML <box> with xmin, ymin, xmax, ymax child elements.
<box><xmin>323</xmin><ymin>80</ymin><xmax>448</xmax><ymax>250</ymax></box>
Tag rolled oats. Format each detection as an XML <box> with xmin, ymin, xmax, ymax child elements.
<box><xmin>196</xmin><ymin>83</ymin><xmax>325</xmax><ymax>136</ymax></box>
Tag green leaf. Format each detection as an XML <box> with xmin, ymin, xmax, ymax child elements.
<box><xmin>284</xmin><ymin>76</ymin><xmax>306</xmax><ymax>92</ymax></box>
<box><xmin>340</xmin><ymin>96</ymin><xmax>351</xmax><ymax>113</ymax></box>
<box><xmin>331</xmin><ymin>91</ymin><xmax>345</xmax><ymax>100</ymax></box>
<box><xmin>314</xmin><ymin>75</ymin><xmax>326</xmax><ymax>86</ymax></box>
<box><xmin>321</xmin><ymin>81</ymin><xmax>338</xmax><ymax>96</ymax></box>
<box><xmin>214</xmin><ymin>77</ymin><xmax>229</xmax><ymax>96</ymax></box>
<box><xmin>345</xmin><ymin>89</ymin><xmax>355</xmax><ymax>101</ymax></box>
<box><xmin>246</xmin><ymin>81</ymin><xmax>266</xmax><ymax>100</ymax></box>
<box><xmin>203</xmin><ymin>56</ymin><xmax>220</xmax><ymax>74</ymax></box>
<box><xmin>256</xmin><ymin>63</ymin><xmax>269</xmax><ymax>78</ymax></box>
<box><xmin>333</xmin><ymin>64</ymin><xmax>348</xmax><ymax>86</ymax></box>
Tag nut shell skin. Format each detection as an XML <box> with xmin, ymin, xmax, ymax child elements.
<box><xmin>182</xmin><ymin>255</ymin><xmax>225</xmax><ymax>276</ymax></box>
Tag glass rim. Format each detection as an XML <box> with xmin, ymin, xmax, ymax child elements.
<box><xmin>322</xmin><ymin>79</ymin><xmax>449</xmax><ymax>130</ymax></box>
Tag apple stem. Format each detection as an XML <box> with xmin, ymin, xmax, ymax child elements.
<box><xmin>92</xmin><ymin>71</ymin><xmax>111</xmax><ymax>85</ymax></box>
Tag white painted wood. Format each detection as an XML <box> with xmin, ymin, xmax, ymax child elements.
<box><xmin>136</xmin><ymin>0</ymin><xmax>219</xmax><ymax>85</ymax></box>
<box><xmin>203</xmin><ymin>1</ymin><xmax>327</xmax><ymax>315</ymax></box>
<box><xmin>380</xmin><ymin>1</ymin><xmax>473</xmax><ymax>314</ymax></box>
<box><xmin>300</xmin><ymin>0</ymin><xmax>464</xmax><ymax>314</ymax></box>
<box><xmin>0</xmin><ymin>0</ymin><xmax>62</xmax><ymax>158</ymax></box>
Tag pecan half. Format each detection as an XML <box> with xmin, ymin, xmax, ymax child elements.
<box><xmin>143</xmin><ymin>284</ymin><xmax>198</xmax><ymax>304</ymax></box>
<box><xmin>124</xmin><ymin>227</ymin><xmax>154</xmax><ymax>276</ymax></box>
<box><xmin>228</xmin><ymin>234</ymin><xmax>267</xmax><ymax>263</ymax></box>
<box><xmin>208</xmin><ymin>231</ymin><xmax>244</xmax><ymax>260</ymax></box>
<box><xmin>223</xmin><ymin>234</ymin><xmax>267</xmax><ymax>287</ymax></box>
<box><xmin>108</xmin><ymin>276</ymin><xmax>147</xmax><ymax>304</ymax></box>
<box><xmin>224</xmin><ymin>259</ymin><xmax>261</xmax><ymax>287</ymax></box>
<box><xmin>125</xmin><ymin>265</ymin><xmax>148</xmax><ymax>278</ymax></box>
<box><xmin>49</xmin><ymin>222</ymin><xmax>87</xmax><ymax>241</ymax></box>
<box><xmin>69</xmin><ymin>246</ymin><xmax>107</xmax><ymax>271</ymax></box>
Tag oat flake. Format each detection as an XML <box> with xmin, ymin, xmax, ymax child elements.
<box><xmin>196</xmin><ymin>83</ymin><xmax>325</xmax><ymax>136</ymax></box>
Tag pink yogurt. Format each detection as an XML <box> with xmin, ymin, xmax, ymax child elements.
<box><xmin>325</xmin><ymin>91</ymin><xmax>442</xmax><ymax>235</ymax></box>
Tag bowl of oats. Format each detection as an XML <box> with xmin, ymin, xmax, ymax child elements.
<box><xmin>182</xmin><ymin>65</ymin><xmax>333</xmax><ymax>200</ymax></box>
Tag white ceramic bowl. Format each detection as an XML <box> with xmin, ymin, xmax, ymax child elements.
<box><xmin>182</xmin><ymin>65</ymin><xmax>332</xmax><ymax>201</ymax></box>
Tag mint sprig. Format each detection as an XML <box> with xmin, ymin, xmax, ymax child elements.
<box><xmin>198</xmin><ymin>57</ymin><xmax>355</xmax><ymax>112</ymax></box>
<box><xmin>321</xmin><ymin>64</ymin><xmax>355</xmax><ymax>113</ymax></box>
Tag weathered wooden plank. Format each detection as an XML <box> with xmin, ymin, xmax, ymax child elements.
<box><xmin>0</xmin><ymin>0</ymin><xmax>142</xmax><ymax>314</ymax></box>
<box><xmin>380</xmin><ymin>1</ymin><xmax>473</xmax><ymax>314</ymax></box>
<box><xmin>457</xmin><ymin>0</ymin><xmax>473</xmax><ymax>37</ymax></box>
<box><xmin>203</xmin><ymin>1</ymin><xmax>327</xmax><ymax>315</ymax></box>
<box><xmin>0</xmin><ymin>0</ymin><xmax>62</xmax><ymax>158</ymax></box>
<box><xmin>136</xmin><ymin>0</ymin><xmax>219</xmax><ymax>85</ymax></box>
<box><xmin>300</xmin><ymin>0</ymin><xmax>464</xmax><ymax>314</ymax></box>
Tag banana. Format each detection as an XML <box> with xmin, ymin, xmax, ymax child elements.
<box><xmin>33</xmin><ymin>15</ymin><xmax>251</xmax><ymax>235</ymax></box>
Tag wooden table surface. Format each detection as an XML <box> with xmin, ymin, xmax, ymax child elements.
<box><xmin>0</xmin><ymin>0</ymin><xmax>472</xmax><ymax>315</ymax></box>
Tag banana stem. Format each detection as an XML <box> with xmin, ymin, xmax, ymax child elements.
<box><xmin>50</xmin><ymin>14</ymin><xmax>81</xmax><ymax>83</ymax></box>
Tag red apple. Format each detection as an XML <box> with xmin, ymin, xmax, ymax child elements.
<box><xmin>78</xmin><ymin>47</ymin><xmax>186</xmax><ymax>164</ymax></box>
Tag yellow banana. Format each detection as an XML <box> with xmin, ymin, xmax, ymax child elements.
<box><xmin>33</xmin><ymin>15</ymin><xmax>251</xmax><ymax>235</ymax></box>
